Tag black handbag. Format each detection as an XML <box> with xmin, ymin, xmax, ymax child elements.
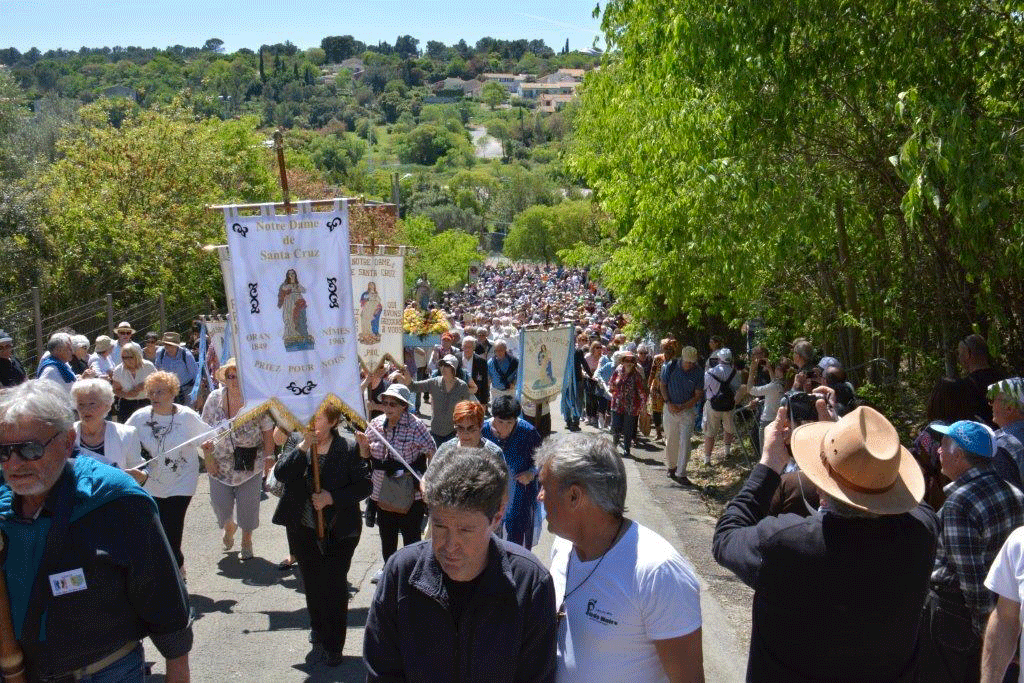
<box><xmin>233</xmin><ymin>445</ymin><xmax>259</xmax><ymax>471</ymax></box>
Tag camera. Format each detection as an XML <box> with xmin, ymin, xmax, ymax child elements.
<box><xmin>781</xmin><ymin>391</ymin><xmax>819</xmax><ymax>426</ymax></box>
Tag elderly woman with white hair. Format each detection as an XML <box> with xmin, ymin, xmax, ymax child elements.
<box><xmin>37</xmin><ymin>332</ymin><xmax>78</xmax><ymax>393</ymax></box>
<box><xmin>112</xmin><ymin>341</ymin><xmax>156</xmax><ymax>422</ymax></box>
<box><xmin>69</xmin><ymin>334</ymin><xmax>92</xmax><ymax>376</ymax></box>
<box><xmin>71</xmin><ymin>378</ymin><xmax>142</xmax><ymax>470</ymax></box>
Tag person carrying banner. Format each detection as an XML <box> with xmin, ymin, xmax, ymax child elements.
<box><xmin>201</xmin><ymin>359</ymin><xmax>275</xmax><ymax>561</ymax></box>
<box><xmin>273</xmin><ymin>403</ymin><xmax>371</xmax><ymax>666</ymax></box>
<box><xmin>125</xmin><ymin>371</ymin><xmax>213</xmax><ymax>576</ymax></box>
<box><xmin>400</xmin><ymin>356</ymin><xmax>474</xmax><ymax>446</ymax></box>
<box><xmin>0</xmin><ymin>380</ymin><xmax>193</xmax><ymax>682</ymax></box>
<box><xmin>357</xmin><ymin>384</ymin><xmax>436</xmax><ymax>583</ymax></box>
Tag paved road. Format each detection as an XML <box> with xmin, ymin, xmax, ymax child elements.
<box><xmin>469</xmin><ymin>126</ymin><xmax>503</xmax><ymax>159</ymax></box>
<box><xmin>144</xmin><ymin>406</ymin><xmax>750</xmax><ymax>682</ymax></box>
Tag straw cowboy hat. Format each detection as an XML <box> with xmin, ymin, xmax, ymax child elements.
<box><xmin>214</xmin><ymin>359</ymin><xmax>238</xmax><ymax>384</ymax></box>
<box><xmin>791</xmin><ymin>406</ymin><xmax>925</xmax><ymax>515</ymax></box>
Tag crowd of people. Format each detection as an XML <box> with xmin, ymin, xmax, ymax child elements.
<box><xmin>2</xmin><ymin>276</ymin><xmax>1024</xmax><ymax>683</ymax></box>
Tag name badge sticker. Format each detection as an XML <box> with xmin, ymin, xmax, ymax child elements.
<box><xmin>49</xmin><ymin>568</ymin><xmax>87</xmax><ymax>597</ymax></box>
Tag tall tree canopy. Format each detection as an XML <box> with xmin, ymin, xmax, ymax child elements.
<box><xmin>570</xmin><ymin>0</ymin><xmax>1024</xmax><ymax>373</ymax></box>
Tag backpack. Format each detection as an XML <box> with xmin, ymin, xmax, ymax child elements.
<box><xmin>709</xmin><ymin>368</ymin><xmax>738</xmax><ymax>412</ymax></box>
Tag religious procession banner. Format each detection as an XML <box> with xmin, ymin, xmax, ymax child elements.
<box><xmin>350</xmin><ymin>248</ymin><xmax>405</xmax><ymax>369</ymax></box>
<box><xmin>517</xmin><ymin>325</ymin><xmax>575</xmax><ymax>405</ymax></box>
<box><xmin>221</xmin><ymin>200</ymin><xmax>365</xmax><ymax>428</ymax></box>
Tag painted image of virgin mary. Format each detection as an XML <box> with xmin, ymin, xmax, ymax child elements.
<box><xmin>358</xmin><ymin>281</ymin><xmax>383</xmax><ymax>345</ymax></box>
<box><xmin>532</xmin><ymin>343</ymin><xmax>557</xmax><ymax>390</ymax></box>
<box><xmin>278</xmin><ymin>269</ymin><xmax>315</xmax><ymax>352</ymax></box>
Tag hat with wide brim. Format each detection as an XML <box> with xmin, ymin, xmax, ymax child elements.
<box><xmin>162</xmin><ymin>332</ymin><xmax>182</xmax><ymax>345</ymax></box>
<box><xmin>791</xmin><ymin>406</ymin><xmax>925</xmax><ymax>515</ymax></box>
<box><xmin>380</xmin><ymin>383</ymin><xmax>413</xmax><ymax>407</ymax></box>
<box><xmin>114</xmin><ymin>321</ymin><xmax>135</xmax><ymax>333</ymax></box>
<box><xmin>214</xmin><ymin>359</ymin><xmax>238</xmax><ymax>384</ymax></box>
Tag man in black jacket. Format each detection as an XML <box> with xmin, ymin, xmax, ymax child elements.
<box><xmin>460</xmin><ymin>336</ymin><xmax>490</xmax><ymax>409</ymax></box>
<box><xmin>0</xmin><ymin>330</ymin><xmax>26</xmax><ymax>387</ymax></box>
<box><xmin>713</xmin><ymin>405</ymin><xmax>938</xmax><ymax>683</ymax></box>
<box><xmin>364</xmin><ymin>446</ymin><xmax>557</xmax><ymax>683</ymax></box>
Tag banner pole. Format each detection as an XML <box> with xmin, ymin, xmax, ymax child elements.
<box><xmin>273</xmin><ymin>130</ymin><xmax>291</xmax><ymax>216</ymax></box>
<box><xmin>309</xmin><ymin>414</ymin><xmax>325</xmax><ymax>540</ymax></box>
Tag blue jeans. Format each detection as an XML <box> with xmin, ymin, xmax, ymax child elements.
<box><xmin>78</xmin><ymin>643</ymin><xmax>144</xmax><ymax>683</ymax></box>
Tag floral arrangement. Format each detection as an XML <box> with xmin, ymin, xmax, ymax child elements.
<box><xmin>403</xmin><ymin>307</ymin><xmax>450</xmax><ymax>336</ymax></box>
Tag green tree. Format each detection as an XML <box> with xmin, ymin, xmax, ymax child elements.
<box><xmin>481</xmin><ymin>81</ymin><xmax>507</xmax><ymax>110</ymax></box>
<box><xmin>41</xmin><ymin>101</ymin><xmax>276</xmax><ymax>315</ymax></box>
<box><xmin>399</xmin><ymin>215</ymin><xmax>482</xmax><ymax>292</ymax></box>
<box><xmin>396</xmin><ymin>123</ymin><xmax>469</xmax><ymax>166</ymax></box>
<box><xmin>504</xmin><ymin>201</ymin><xmax>604</xmax><ymax>263</ymax></box>
<box><xmin>571</xmin><ymin>0</ymin><xmax>1024</xmax><ymax>372</ymax></box>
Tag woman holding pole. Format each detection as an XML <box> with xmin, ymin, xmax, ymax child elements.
<box><xmin>125</xmin><ymin>371</ymin><xmax>212</xmax><ymax>578</ymax></box>
<box><xmin>201</xmin><ymin>359</ymin><xmax>275</xmax><ymax>560</ymax></box>
<box><xmin>356</xmin><ymin>384</ymin><xmax>435</xmax><ymax>583</ymax></box>
<box><xmin>272</xmin><ymin>404</ymin><xmax>370</xmax><ymax>666</ymax></box>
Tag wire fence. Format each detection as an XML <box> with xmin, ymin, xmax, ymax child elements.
<box><xmin>0</xmin><ymin>286</ymin><xmax>216</xmax><ymax>375</ymax></box>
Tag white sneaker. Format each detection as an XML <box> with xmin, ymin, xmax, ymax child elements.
<box><xmin>370</xmin><ymin>569</ymin><xmax>383</xmax><ymax>584</ymax></box>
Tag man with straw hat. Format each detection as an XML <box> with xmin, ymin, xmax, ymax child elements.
<box><xmin>713</xmin><ymin>405</ymin><xmax>939</xmax><ymax>682</ymax></box>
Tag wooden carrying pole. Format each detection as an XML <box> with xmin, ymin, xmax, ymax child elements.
<box><xmin>0</xmin><ymin>535</ymin><xmax>27</xmax><ymax>683</ymax></box>
<box><xmin>308</xmin><ymin>416</ymin><xmax>325</xmax><ymax>540</ymax></box>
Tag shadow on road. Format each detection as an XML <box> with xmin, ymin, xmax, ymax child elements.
<box><xmin>217</xmin><ymin>554</ymin><xmax>292</xmax><ymax>587</ymax></box>
<box><xmin>188</xmin><ymin>593</ymin><xmax>237</xmax><ymax>621</ymax></box>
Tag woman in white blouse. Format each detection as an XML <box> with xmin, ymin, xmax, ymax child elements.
<box><xmin>112</xmin><ymin>342</ymin><xmax>155</xmax><ymax>422</ymax></box>
<box><xmin>71</xmin><ymin>378</ymin><xmax>142</xmax><ymax>470</ymax></box>
<box><xmin>126</xmin><ymin>371</ymin><xmax>213</xmax><ymax>574</ymax></box>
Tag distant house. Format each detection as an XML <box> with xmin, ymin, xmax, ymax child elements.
<box><xmin>340</xmin><ymin>57</ymin><xmax>365</xmax><ymax>77</ymax></box>
<box><xmin>518</xmin><ymin>82</ymin><xmax>579</xmax><ymax>100</ymax></box>
<box><xmin>430</xmin><ymin>77</ymin><xmax>482</xmax><ymax>97</ymax></box>
<box><xmin>482</xmin><ymin>73</ymin><xmax>532</xmax><ymax>95</ymax></box>
<box><xmin>538</xmin><ymin>93</ymin><xmax>575</xmax><ymax>112</ymax></box>
<box><xmin>101</xmin><ymin>85</ymin><xmax>139</xmax><ymax>101</ymax></box>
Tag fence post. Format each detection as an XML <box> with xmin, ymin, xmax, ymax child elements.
<box><xmin>158</xmin><ymin>294</ymin><xmax>166</xmax><ymax>333</ymax></box>
<box><xmin>105</xmin><ymin>294</ymin><xmax>114</xmax><ymax>335</ymax></box>
<box><xmin>32</xmin><ymin>287</ymin><xmax>43</xmax><ymax>360</ymax></box>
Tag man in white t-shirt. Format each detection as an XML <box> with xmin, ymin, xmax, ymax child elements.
<box><xmin>982</xmin><ymin>526</ymin><xmax>1024</xmax><ymax>683</ymax></box>
<box><xmin>536</xmin><ymin>433</ymin><xmax>704</xmax><ymax>683</ymax></box>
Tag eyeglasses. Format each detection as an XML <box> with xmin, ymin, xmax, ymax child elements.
<box><xmin>0</xmin><ymin>431</ymin><xmax>62</xmax><ymax>463</ymax></box>
<box><xmin>117</xmin><ymin>332</ymin><xmax>132</xmax><ymax>337</ymax></box>
<box><xmin>454</xmin><ymin>424</ymin><xmax>480</xmax><ymax>433</ymax></box>
<box><xmin>382</xmin><ymin>400</ymin><xmax>404</xmax><ymax>408</ymax></box>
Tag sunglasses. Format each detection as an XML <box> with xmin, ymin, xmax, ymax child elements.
<box><xmin>0</xmin><ymin>431</ymin><xmax>62</xmax><ymax>463</ymax></box>
<box><xmin>382</xmin><ymin>400</ymin><xmax>404</xmax><ymax>408</ymax></box>
<box><xmin>117</xmin><ymin>332</ymin><xmax>132</xmax><ymax>336</ymax></box>
<box><xmin>454</xmin><ymin>424</ymin><xmax>480</xmax><ymax>433</ymax></box>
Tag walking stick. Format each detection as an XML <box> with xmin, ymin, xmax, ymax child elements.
<box><xmin>0</xmin><ymin>533</ymin><xmax>27</xmax><ymax>683</ymax></box>
<box><xmin>308</xmin><ymin>417</ymin><xmax>325</xmax><ymax>540</ymax></box>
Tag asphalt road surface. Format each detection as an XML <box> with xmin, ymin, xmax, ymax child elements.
<box><xmin>143</xmin><ymin>403</ymin><xmax>751</xmax><ymax>682</ymax></box>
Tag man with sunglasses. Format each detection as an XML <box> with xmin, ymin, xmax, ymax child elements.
<box><xmin>0</xmin><ymin>380</ymin><xmax>192</xmax><ymax>682</ymax></box>
<box><xmin>0</xmin><ymin>330</ymin><xmax>26</xmax><ymax>387</ymax></box>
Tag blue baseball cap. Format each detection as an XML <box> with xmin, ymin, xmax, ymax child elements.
<box><xmin>929</xmin><ymin>420</ymin><xmax>995</xmax><ymax>458</ymax></box>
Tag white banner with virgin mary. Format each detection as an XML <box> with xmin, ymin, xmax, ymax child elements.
<box><xmin>221</xmin><ymin>200</ymin><xmax>365</xmax><ymax>428</ymax></box>
<box><xmin>516</xmin><ymin>325</ymin><xmax>574</xmax><ymax>403</ymax></box>
<box><xmin>350</xmin><ymin>249</ymin><xmax>405</xmax><ymax>369</ymax></box>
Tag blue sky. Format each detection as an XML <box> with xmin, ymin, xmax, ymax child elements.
<box><xmin>0</xmin><ymin>0</ymin><xmax>605</xmax><ymax>53</ymax></box>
